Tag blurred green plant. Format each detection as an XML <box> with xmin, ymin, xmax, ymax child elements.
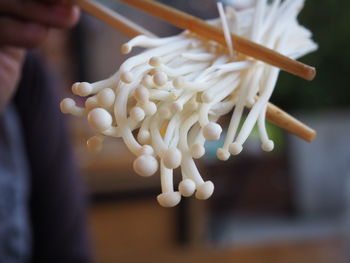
<box><xmin>273</xmin><ymin>0</ymin><xmax>350</xmax><ymax>111</ymax></box>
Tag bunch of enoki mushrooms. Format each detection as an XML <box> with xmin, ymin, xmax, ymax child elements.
<box><xmin>61</xmin><ymin>0</ymin><xmax>318</xmax><ymax>207</ymax></box>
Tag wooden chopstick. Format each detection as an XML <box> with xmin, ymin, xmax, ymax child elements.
<box><xmin>118</xmin><ymin>0</ymin><xmax>316</xmax><ymax>81</ymax></box>
<box><xmin>266</xmin><ymin>102</ymin><xmax>316</xmax><ymax>142</ymax></box>
<box><xmin>75</xmin><ymin>0</ymin><xmax>156</xmax><ymax>38</ymax></box>
<box><xmin>74</xmin><ymin>0</ymin><xmax>316</xmax><ymax>142</ymax></box>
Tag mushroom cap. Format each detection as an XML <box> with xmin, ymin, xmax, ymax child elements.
<box><xmin>217</xmin><ymin>148</ymin><xmax>230</xmax><ymax>161</ymax></box>
<box><xmin>179</xmin><ymin>179</ymin><xmax>196</xmax><ymax>197</ymax></box>
<box><xmin>133</xmin><ymin>154</ymin><xmax>158</xmax><ymax>177</ymax></box>
<box><xmin>76</xmin><ymin>82</ymin><xmax>93</xmax><ymax>96</ymax></box>
<box><xmin>262</xmin><ymin>140</ymin><xmax>274</xmax><ymax>152</ymax></box>
<box><xmin>163</xmin><ymin>148</ymin><xmax>182</xmax><ymax>169</ymax></box>
<box><xmin>229</xmin><ymin>142</ymin><xmax>243</xmax><ymax>155</ymax></box>
<box><xmin>153</xmin><ymin>71</ymin><xmax>168</xmax><ymax>86</ymax></box>
<box><xmin>130</xmin><ymin>106</ymin><xmax>146</xmax><ymax>122</ymax></box>
<box><xmin>135</xmin><ymin>86</ymin><xmax>149</xmax><ymax>102</ymax></box>
<box><xmin>195</xmin><ymin>181</ymin><xmax>214</xmax><ymax>200</ymax></box>
<box><xmin>87</xmin><ymin>108</ymin><xmax>113</xmax><ymax>132</ymax></box>
<box><xmin>60</xmin><ymin>98</ymin><xmax>75</xmax><ymax>114</ymax></box>
<box><xmin>137</xmin><ymin>130</ymin><xmax>151</xmax><ymax>144</ymax></box>
<box><xmin>143</xmin><ymin>102</ymin><xmax>157</xmax><ymax>116</ymax></box>
<box><xmin>203</xmin><ymin>122</ymin><xmax>222</xmax><ymax>141</ymax></box>
<box><xmin>157</xmin><ymin>192</ymin><xmax>181</xmax><ymax>207</ymax></box>
<box><xmin>121</xmin><ymin>71</ymin><xmax>133</xmax><ymax>83</ymax></box>
<box><xmin>97</xmin><ymin>88</ymin><xmax>115</xmax><ymax>108</ymax></box>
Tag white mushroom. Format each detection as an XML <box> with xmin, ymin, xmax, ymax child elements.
<box><xmin>60</xmin><ymin>0</ymin><xmax>317</xmax><ymax>206</ymax></box>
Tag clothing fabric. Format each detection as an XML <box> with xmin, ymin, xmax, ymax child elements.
<box><xmin>0</xmin><ymin>104</ymin><xmax>31</xmax><ymax>262</ymax></box>
<box><xmin>0</xmin><ymin>53</ymin><xmax>91</xmax><ymax>262</ymax></box>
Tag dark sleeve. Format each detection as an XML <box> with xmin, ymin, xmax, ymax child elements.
<box><xmin>14</xmin><ymin>53</ymin><xmax>92</xmax><ymax>263</ymax></box>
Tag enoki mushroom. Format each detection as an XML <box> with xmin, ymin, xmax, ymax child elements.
<box><xmin>61</xmin><ymin>0</ymin><xmax>317</xmax><ymax>207</ymax></box>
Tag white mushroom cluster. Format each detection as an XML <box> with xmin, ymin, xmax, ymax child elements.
<box><xmin>60</xmin><ymin>0</ymin><xmax>317</xmax><ymax>207</ymax></box>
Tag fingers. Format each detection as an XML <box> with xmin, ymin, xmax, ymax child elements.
<box><xmin>0</xmin><ymin>0</ymin><xmax>80</xmax><ymax>29</ymax></box>
<box><xmin>0</xmin><ymin>17</ymin><xmax>49</xmax><ymax>48</ymax></box>
<box><xmin>0</xmin><ymin>47</ymin><xmax>25</xmax><ymax>111</ymax></box>
<box><xmin>0</xmin><ymin>0</ymin><xmax>81</xmax><ymax>48</ymax></box>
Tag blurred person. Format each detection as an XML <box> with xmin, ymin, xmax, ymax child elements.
<box><xmin>0</xmin><ymin>0</ymin><xmax>91</xmax><ymax>262</ymax></box>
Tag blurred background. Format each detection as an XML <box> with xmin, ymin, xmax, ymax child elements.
<box><xmin>38</xmin><ymin>0</ymin><xmax>350</xmax><ymax>262</ymax></box>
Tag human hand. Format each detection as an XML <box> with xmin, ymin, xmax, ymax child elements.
<box><xmin>0</xmin><ymin>0</ymin><xmax>80</xmax><ymax>111</ymax></box>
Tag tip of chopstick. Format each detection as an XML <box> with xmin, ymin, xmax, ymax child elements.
<box><xmin>305</xmin><ymin>130</ymin><xmax>317</xmax><ymax>142</ymax></box>
<box><xmin>306</xmin><ymin>66</ymin><xmax>316</xmax><ymax>81</ymax></box>
<box><xmin>292</xmin><ymin>62</ymin><xmax>316</xmax><ymax>81</ymax></box>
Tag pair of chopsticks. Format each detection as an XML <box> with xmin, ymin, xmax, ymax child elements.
<box><xmin>74</xmin><ymin>0</ymin><xmax>317</xmax><ymax>142</ymax></box>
